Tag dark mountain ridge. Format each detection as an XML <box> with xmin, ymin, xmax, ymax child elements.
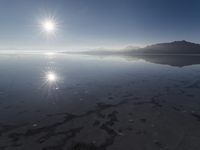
<box><xmin>132</xmin><ymin>40</ymin><xmax>200</xmax><ymax>54</ymax></box>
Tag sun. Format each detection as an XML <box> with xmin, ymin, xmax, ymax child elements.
<box><xmin>42</xmin><ymin>19</ymin><xmax>56</xmax><ymax>34</ymax></box>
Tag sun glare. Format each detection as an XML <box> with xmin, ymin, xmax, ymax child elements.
<box><xmin>42</xmin><ymin>19</ymin><xmax>57</xmax><ymax>34</ymax></box>
<box><xmin>45</xmin><ymin>52</ymin><xmax>55</xmax><ymax>56</ymax></box>
<box><xmin>46</xmin><ymin>72</ymin><xmax>57</xmax><ymax>82</ymax></box>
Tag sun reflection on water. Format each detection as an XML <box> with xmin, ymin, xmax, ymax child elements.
<box><xmin>46</xmin><ymin>72</ymin><xmax>57</xmax><ymax>82</ymax></box>
<box><xmin>41</xmin><ymin>71</ymin><xmax>60</xmax><ymax>91</ymax></box>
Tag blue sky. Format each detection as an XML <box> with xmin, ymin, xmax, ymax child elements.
<box><xmin>0</xmin><ymin>0</ymin><xmax>200</xmax><ymax>50</ymax></box>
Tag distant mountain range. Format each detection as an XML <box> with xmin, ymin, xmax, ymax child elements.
<box><xmin>81</xmin><ymin>41</ymin><xmax>200</xmax><ymax>55</ymax></box>
<box><xmin>133</xmin><ymin>40</ymin><xmax>200</xmax><ymax>54</ymax></box>
<box><xmin>64</xmin><ymin>41</ymin><xmax>200</xmax><ymax>67</ymax></box>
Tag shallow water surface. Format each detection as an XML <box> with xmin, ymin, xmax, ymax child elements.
<box><xmin>0</xmin><ymin>53</ymin><xmax>200</xmax><ymax>150</ymax></box>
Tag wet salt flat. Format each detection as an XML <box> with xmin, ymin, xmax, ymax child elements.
<box><xmin>0</xmin><ymin>53</ymin><xmax>200</xmax><ymax>150</ymax></box>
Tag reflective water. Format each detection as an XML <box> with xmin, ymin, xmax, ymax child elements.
<box><xmin>0</xmin><ymin>53</ymin><xmax>200</xmax><ymax>150</ymax></box>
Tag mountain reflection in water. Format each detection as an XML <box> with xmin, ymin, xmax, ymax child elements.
<box><xmin>128</xmin><ymin>54</ymin><xmax>200</xmax><ymax>67</ymax></box>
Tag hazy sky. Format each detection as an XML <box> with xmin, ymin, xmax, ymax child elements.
<box><xmin>0</xmin><ymin>0</ymin><xmax>200</xmax><ymax>50</ymax></box>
